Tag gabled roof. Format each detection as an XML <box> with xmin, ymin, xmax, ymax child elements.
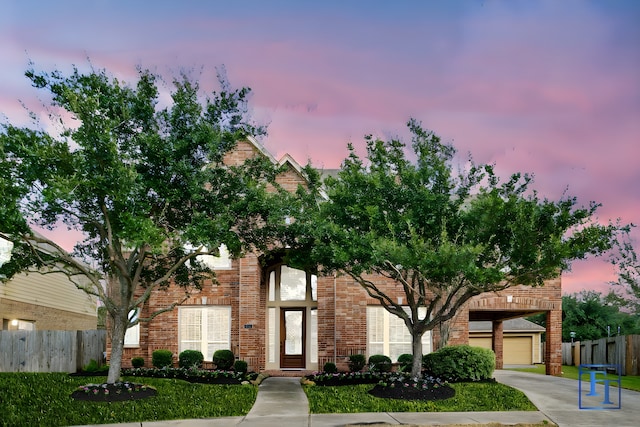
<box><xmin>469</xmin><ymin>318</ymin><xmax>545</xmax><ymax>333</ymax></box>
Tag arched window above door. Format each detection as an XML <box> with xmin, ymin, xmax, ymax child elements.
<box><xmin>267</xmin><ymin>265</ymin><xmax>317</xmax><ymax>302</ymax></box>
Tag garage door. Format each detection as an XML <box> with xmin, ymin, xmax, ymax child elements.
<box><xmin>469</xmin><ymin>336</ymin><xmax>532</xmax><ymax>365</ymax></box>
<box><xmin>469</xmin><ymin>337</ymin><xmax>492</xmax><ymax>350</ymax></box>
<box><xmin>504</xmin><ymin>336</ymin><xmax>532</xmax><ymax>365</ymax></box>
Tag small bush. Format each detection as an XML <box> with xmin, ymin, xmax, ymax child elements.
<box><xmin>212</xmin><ymin>349</ymin><xmax>235</xmax><ymax>370</ymax></box>
<box><xmin>131</xmin><ymin>357</ymin><xmax>145</xmax><ymax>368</ymax></box>
<box><xmin>234</xmin><ymin>359</ymin><xmax>248</xmax><ymax>374</ymax></box>
<box><xmin>348</xmin><ymin>354</ymin><xmax>366</xmax><ymax>372</ymax></box>
<box><xmin>323</xmin><ymin>362</ymin><xmax>338</xmax><ymax>373</ymax></box>
<box><xmin>179</xmin><ymin>350</ymin><xmax>204</xmax><ymax>369</ymax></box>
<box><xmin>82</xmin><ymin>359</ymin><xmax>107</xmax><ymax>373</ymax></box>
<box><xmin>397</xmin><ymin>353</ymin><xmax>413</xmax><ymax>372</ymax></box>
<box><xmin>422</xmin><ymin>345</ymin><xmax>495</xmax><ymax>382</ymax></box>
<box><xmin>152</xmin><ymin>349</ymin><xmax>173</xmax><ymax>368</ymax></box>
<box><xmin>368</xmin><ymin>354</ymin><xmax>392</xmax><ymax>372</ymax></box>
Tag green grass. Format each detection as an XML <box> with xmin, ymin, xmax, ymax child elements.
<box><xmin>0</xmin><ymin>373</ymin><xmax>257</xmax><ymax>427</ymax></box>
<box><xmin>509</xmin><ymin>365</ymin><xmax>640</xmax><ymax>392</ymax></box>
<box><xmin>304</xmin><ymin>382</ymin><xmax>537</xmax><ymax>414</ymax></box>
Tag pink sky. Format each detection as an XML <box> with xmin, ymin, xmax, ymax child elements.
<box><xmin>1</xmin><ymin>0</ymin><xmax>638</xmax><ymax>295</ymax></box>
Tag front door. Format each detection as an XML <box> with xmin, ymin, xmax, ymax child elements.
<box><xmin>280</xmin><ymin>308</ymin><xmax>305</xmax><ymax>368</ymax></box>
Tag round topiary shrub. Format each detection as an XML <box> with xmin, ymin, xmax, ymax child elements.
<box><xmin>348</xmin><ymin>354</ymin><xmax>367</xmax><ymax>372</ymax></box>
<box><xmin>234</xmin><ymin>359</ymin><xmax>248</xmax><ymax>374</ymax></box>
<box><xmin>152</xmin><ymin>349</ymin><xmax>173</xmax><ymax>368</ymax></box>
<box><xmin>422</xmin><ymin>345</ymin><xmax>495</xmax><ymax>382</ymax></box>
<box><xmin>212</xmin><ymin>349</ymin><xmax>235</xmax><ymax>370</ymax></box>
<box><xmin>131</xmin><ymin>357</ymin><xmax>145</xmax><ymax>368</ymax></box>
<box><xmin>397</xmin><ymin>353</ymin><xmax>413</xmax><ymax>372</ymax></box>
<box><xmin>368</xmin><ymin>354</ymin><xmax>392</xmax><ymax>372</ymax></box>
<box><xmin>179</xmin><ymin>349</ymin><xmax>204</xmax><ymax>369</ymax></box>
<box><xmin>323</xmin><ymin>362</ymin><xmax>338</xmax><ymax>373</ymax></box>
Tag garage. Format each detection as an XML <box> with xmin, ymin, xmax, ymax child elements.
<box><xmin>469</xmin><ymin>318</ymin><xmax>543</xmax><ymax>365</ymax></box>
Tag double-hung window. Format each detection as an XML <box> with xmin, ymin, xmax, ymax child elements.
<box><xmin>179</xmin><ymin>306</ymin><xmax>231</xmax><ymax>360</ymax></box>
<box><xmin>366</xmin><ymin>306</ymin><xmax>431</xmax><ymax>361</ymax></box>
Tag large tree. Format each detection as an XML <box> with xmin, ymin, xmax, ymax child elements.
<box><xmin>0</xmin><ymin>65</ymin><xmax>286</xmax><ymax>384</ymax></box>
<box><xmin>296</xmin><ymin>120</ymin><xmax>628</xmax><ymax>377</ymax></box>
<box><xmin>608</xmin><ymin>239</ymin><xmax>640</xmax><ymax>315</ymax></box>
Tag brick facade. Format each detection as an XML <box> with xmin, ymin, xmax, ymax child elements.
<box><xmin>109</xmin><ymin>137</ymin><xmax>563</xmax><ymax>376</ymax></box>
<box><xmin>0</xmin><ymin>299</ymin><xmax>97</xmax><ymax>331</ymax></box>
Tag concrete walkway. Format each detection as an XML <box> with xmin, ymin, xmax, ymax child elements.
<box><xmin>75</xmin><ymin>370</ymin><xmax>640</xmax><ymax>427</ymax></box>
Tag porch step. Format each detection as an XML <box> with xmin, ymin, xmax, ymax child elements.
<box><xmin>261</xmin><ymin>369</ymin><xmax>315</xmax><ymax>377</ymax></box>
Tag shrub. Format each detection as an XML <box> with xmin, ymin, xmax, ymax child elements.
<box><xmin>82</xmin><ymin>359</ymin><xmax>107</xmax><ymax>373</ymax></box>
<box><xmin>323</xmin><ymin>362</ymin><xmax>338</xmax><ymax>373</ymax></box>
<box><xmin>131</xmin><ymin>357</ymin><xmax>145</xmax><ymax>368</ymax></box>
<box><xmin>234</xmin><ymin>359</ymin><xmax>248</xmax><ymax>374</ymax></box>
<box><xmin>368</xmin><ymin>354</ymin><xmax>392</xmax><ymax>372</ymax></box>
<box><xmin>212</xmin><ymin>349</ymin><xmax>235</xmax><ymax>370</ymax></box>
<box><xmin>152</xmin><ymin>349</ymin><xmax>173</xmax><ymax>368</ymax></box>
<box><xmin>397</xmin><ymin>353</ymin><xmax>413</xmax><ymax>372</ymax></box>
<box><xmin>422</xmin><ymin>345</ymin><xmax>495</xmax><ymax>382</ymax></box>
<box><xmin>348</xmin><ymin>354</ymin><xmax>366</xmax><ymax>372</ymax></box>
<box><xmin>179</xmin><ymin>350</ymin><xmax>204</xmax><ymax>369</ymax></box>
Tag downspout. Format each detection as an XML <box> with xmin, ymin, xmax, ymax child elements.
<box><xmin>333</xmin><ymin>272</ymin><xmax>337</xmax><ymax>363</ymax></box>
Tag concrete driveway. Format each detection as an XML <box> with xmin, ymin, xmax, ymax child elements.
<box><xmin>494</xmin><ymin>369</ymin><xmax>640</xmax><ymax>427</ymax></box>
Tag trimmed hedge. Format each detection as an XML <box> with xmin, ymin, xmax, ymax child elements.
<box><xmin>397</xmin><ymin>353</ymin><xmax>413</xmax><ymax>372</ymax></box>
<box><xmin>213</xmin><ymin>349</ymin><xmax>235</xmax><ymax>370</ymax></box>
<box><xmin>348</xmin><ymin>354</ymin><xmax>366</xmax><ymax>372</ymax></box>
<box><xmin>323</xmin><ymin>362</ymin><xmax>338</xmax><ymax>373</ymax></box>
<box><xmin>131</xmin><ymin>357</ymin><xmax>145</xmax><ymax>368</ymax></box>
<box><xmin>179</xmin><ymin>350</ymin><xmax>204</xmax><ymax>369</ymax></box>
<box><xmin>368</xmin><ymin>354</ymin><xmax>392</xmax><ymax>373</ymax></box>
<box><xmin>233</xmin><ymin>360</ymin><xmax>248</xmax><ymax>374</ymax></box>
<box><xmin>152</xmin><ymin>349</ymin><xmax>173</xmax><ymax>369</ymax></box>
<box><xmin>422</xmin><ymin>345</ymin><xmax>495</xmax><ymax>382</ymax></box>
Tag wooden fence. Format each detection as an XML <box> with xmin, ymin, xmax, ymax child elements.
<box><xmin>0</xmin><ymin>330</ymin><xmax>106</xmax><ymax>373</ymax></box>
<box><xmin>561</xmin><ymin>335</ymin><xmax>640</xmax><ymax>376</ymax></box>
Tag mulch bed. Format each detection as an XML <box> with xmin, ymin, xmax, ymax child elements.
<box><xmin>368</xmin><ymin>383</ymin><xmax>455</xmax><ymax>401</ymax></box>
<box><xmin>71</xmin><ymin>383</ymin><xmax>157</xmax><ymax>402</ymax></box>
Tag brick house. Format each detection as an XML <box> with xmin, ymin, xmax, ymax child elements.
<box><xmin>116</xmin><ymin>138</ymin><xmax>562</xmax><ymax>375</ymax></box>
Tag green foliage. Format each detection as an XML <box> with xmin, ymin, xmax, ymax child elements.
<box><xmin>560</xmin><ymin>291</ymin><xmax>640</xmax><ymax>341</ymax></box>
<box><xmin>323</xmin><ymin>362</ymin><xmax>338</xmax><ymax>373</ymax></box>
<box><xmin>178</xmin><ymin>350</ymin><xmax>204</xmax><ymax>369</ymax></box>
<box><xmin>152</xmin><ymin>350</ymin><xmax>173</xmax><ymax>369</ymax></box>
<box><xmin>397</xmin><ymin>353</ymin><xmax>413</xmax><ymax>372</ymax></box>
<box><xmin>422</xmin><ymin>345</ymin><xmax>495</xmax><ymax>382</ymax></box>
<box><xmin>304</xmin><ymin>382</ymin><xmax>536</xmax><ymax>413</ymax></box>
<box><xmin>233</xmin><ymin>359</ymin><xmax>248</xmax><ymax>374</ymax></box>
<box><xmin>291</xmin><ymin>118</ymin><xmax>628</xmax><ymax>377</ymax></box>
<box><xmin>0</xmin><ymin>372</ymin><xmax>257</xmax><ymax>426</ymax></box>
<box><xmin>348</xmin><ymin>354</ymin><xmax>367</xmax><ymax>372</ymax></box>
<box><xmin>368</xmin><ymin>354</ymin><xmax>392</xmax><ymax>373</ymax></box>
<box><xmin>82</xmin><ymin>359</ymin><xmax>108</xmax><ymax>373</ymax></box>
<box><xmin>0</xmin><ymin>63</ymin><xmax>285</xmax><ymax>383</ymax></box>
<box><xmin>213</xmin><ymin>349</ymin><xmax>235</xmax><ymax>370</ymax></box>
<box><xmin>131</xmin><ymin>357</ymin><xmax>145</xmax><ymax>368</ymax></box>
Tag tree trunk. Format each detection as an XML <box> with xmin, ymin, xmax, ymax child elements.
<box><xmin>107</xmin><ymin>312</ymin><xmax>128</xmax><ymax>384</ymax></box>
<box><xmin>411</xmin><ymin>331</ymin><xmax>424</xmax><ymax>378</ymax></box>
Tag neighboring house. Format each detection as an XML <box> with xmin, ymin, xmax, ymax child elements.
<box><xmin>469</xmin><ymin>318</ymin><xmax>545</xmax><ymax>365</ymax></box>
<box><xmin>0</xmin><ymin>237</ymin><xmax>98</xmax><ymax>331</ymax></box>
<box><xmin>114</xmin><ymin>138</ymin><xmax>563</xmax><ymax>375</ymax></box>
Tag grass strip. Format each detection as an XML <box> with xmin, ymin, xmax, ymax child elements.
<box><xmin>304</xmin><ymin>382</ymin><xmax>537</xmax><ymax>414</ymax></box>
<box><xmin>0</xmin><ymin>373</ymin><xmax>257</xmax><ymax>427</ymax></box>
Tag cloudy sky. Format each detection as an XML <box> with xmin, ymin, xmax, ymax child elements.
<box><xmin>1</xmin><ymin>0</ymin><xmax>638</xmax><ymax>295</ymax></box>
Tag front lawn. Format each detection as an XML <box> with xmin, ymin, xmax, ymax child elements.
<box><xmin>509</xmin><ymin>365</ymin><xmax>640</xmax><ymax>392</ymax></box>
<box><xmin>0</xmin><ymin>373</ymin><xmax>257</xmax><ymax>427</ymax></box>
<box><xmin>304</xmin><ymin>382</ymin><xmax>537</xmax><ymax>413</ymax></box>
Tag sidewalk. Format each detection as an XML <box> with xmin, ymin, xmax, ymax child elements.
<box><xmin>75</xmin><ymin>370</ymin><xmax>640</xmax><ymax>427</ymax></box>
